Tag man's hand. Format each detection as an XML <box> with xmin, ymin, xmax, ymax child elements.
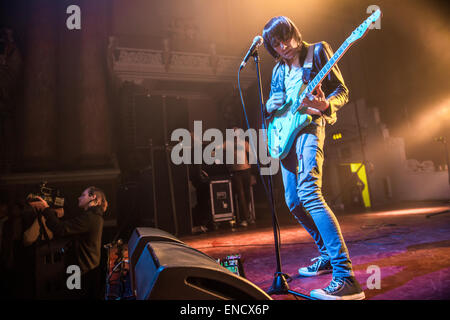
<box><xmin>28</xmin><ymin>196</ymin><xmax>49</xmax><ymax>212</ymax></box>
<box><xmin>300</xmin><ymin>83</ymin><xmax>329</xmax><ymax>115</ymax></box>
<box><xmin>266</xmin><ymin>92</ymin><xmax>285</xmax><ymax>113</ymax></box>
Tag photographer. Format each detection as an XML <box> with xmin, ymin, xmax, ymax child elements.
<box><xmin>32</xmin><ymin>186</ymin><xmax>108</xmax><ymax>299</ymax></box>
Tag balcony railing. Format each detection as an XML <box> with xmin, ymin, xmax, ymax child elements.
<box><xmin>111</xmin><ymin>46</ymin><xmax>255</xmax><ymax>85</ymax></box>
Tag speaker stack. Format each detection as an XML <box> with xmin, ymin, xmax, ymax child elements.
<box><xmin>127</xmin><ymin>227</ymin><xmax>271</xmax><ymax>300</ymax></box>
<box><xmin>118</xmin><ymin>94</ymin><xmax>193</xmax><ymax>237</ymax></box>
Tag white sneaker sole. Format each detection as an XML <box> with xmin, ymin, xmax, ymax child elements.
<box><xmin>298</xmin><ymin>268</ymin><xmax>333</xmax><ymax>277</ymax></box>
<box><xmin>310</xmin><ymin>289</ymin><xmax>366</xmax><ymax>300</ymax></box>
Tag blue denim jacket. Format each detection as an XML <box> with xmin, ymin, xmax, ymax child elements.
<box><xmin>266</xmin><ymin>41</ymin><xmax>349</xmax><ymax>125</ymax></box>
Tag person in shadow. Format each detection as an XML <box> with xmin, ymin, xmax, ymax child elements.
<box><xmin>33</xmin><ymin>186</ymin><xmax>108</xmax><ymax>299</ymax></box>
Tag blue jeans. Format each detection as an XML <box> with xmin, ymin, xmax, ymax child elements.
<box><xmin>280</xmin><ymin>122</ymin><xmax>353</xmax><ymax>278</ymax></box>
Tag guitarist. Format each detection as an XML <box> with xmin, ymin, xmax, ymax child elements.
<box><xmin>263</xmin><ymin>16</ymin><xmax>365</xmax><ymax>300</ymax></box>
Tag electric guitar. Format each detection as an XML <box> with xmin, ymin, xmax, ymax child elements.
<box><xmin>267</xmin><ymin>9</ymin><xmax>382</xmax><ymax>159</ymax></box>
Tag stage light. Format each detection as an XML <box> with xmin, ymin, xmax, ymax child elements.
<box><xmin>438</xmin><ymin>106</ymin><xmax>449</xmax><ymax>117</ymax></box>
<box><xmin>394</xmin><ymin>97</ymin><xmax>450</xmax><ymax>149</ymax></box>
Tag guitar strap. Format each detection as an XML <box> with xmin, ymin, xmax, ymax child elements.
<box><xmin>301</xmin><ymin>43</ymin><xmax>315</xmax><ymax>85</ymax></box>
<box><xmin>294</xmin><ymin>47</ymin><xmax>314</xmax><ymax>174</ymax></box>
<box><xmin>294</xmin><ymin>43</ymin><xmax>315</xmax><ymax>102</ymax></box>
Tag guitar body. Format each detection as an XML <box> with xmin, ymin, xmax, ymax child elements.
<box><xmin>267</xmin><ymin>100</ymin><xmax>312</xmax><ymax>159</ymax></box>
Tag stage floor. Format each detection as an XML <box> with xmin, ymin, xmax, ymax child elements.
<box><xmin>179</xmin><ymin>202</ymin><xmax>450</xmax><ymax>300</ymax></box>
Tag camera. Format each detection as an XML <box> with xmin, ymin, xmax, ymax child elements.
<box><xmin>27</xmin><ymin>182</ymin><xmax>65</xmax><ymax>208</ymax></box>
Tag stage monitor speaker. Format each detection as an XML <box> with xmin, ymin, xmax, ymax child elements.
<box><xmin>128</xmin><ymin>227</ymin><xmax>185</xmax><ymax>264</ymax></box>
<box><xmin>133</xmin><ymin>240</ymin><xmax>271</xmax><ymax>300</ymax></box>
<box><xmin>128</xmin><ymin>227</ymin><xmax>185</xmax><ymax>292</ymax></box>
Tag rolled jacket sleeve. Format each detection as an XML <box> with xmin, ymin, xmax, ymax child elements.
<box><xmin>264</xmin><ymin>62</ymin><xmax>284</xmax><ymax>121</ymax></box>
<box><xmin>43</xmin><ymin>208</ymin><xmax>91</xmax><ymax>237</ymax></box>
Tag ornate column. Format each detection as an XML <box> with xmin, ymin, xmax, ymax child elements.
<box><xmin>77</xmin><ymin>0</ymin><xmax>112</xmax><ymax>167</ymax></box>
<box><xmin>0</xmin><ymin>28</ymin><xmax>22</xmax><ymax>173</ymax></box>
<box><xmin>22</xmin><ymin>0</ymin><xmax>58</xmax><ymax>170</ymax></box>
<box><xmin>57</xmin><ymin>2</ymin><xmax>82</xmax><ymax>169</ymax></box>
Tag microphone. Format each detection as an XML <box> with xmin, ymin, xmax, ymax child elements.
<box><xmin>240</xmin><ymin>35</ymin><xmax>264</xmax><ymax>70</ymax></box>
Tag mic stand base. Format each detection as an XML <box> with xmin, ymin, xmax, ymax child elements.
<box><xmin>266</xmin><ymin>272</ymin><xmax>290</xmax><ymax>295</ymax></box>
<box><xmin>426</xmin><ymin>210</ymin><xmax>450</xmax><ymax>218</ymax></box>
<box><xmin>266</xmin><ymin>272</ymin><xmax>317</xmax><ymax>299</ymax></box>
<box><xmin>426</xmin><ymin>200</ymin><xmax>450</xmax><ymax>218</ymax></box>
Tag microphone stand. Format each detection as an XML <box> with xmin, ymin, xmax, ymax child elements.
<box><xmin>251</xmin><ymin>50</ymin><xmax>315</xmax><ymax>300</ymax></box>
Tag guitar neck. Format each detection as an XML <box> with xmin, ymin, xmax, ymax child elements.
<box><xmin>297</xmin><ymin>39</ymin><xmax>352</xmax><ymax>103</ymax></box>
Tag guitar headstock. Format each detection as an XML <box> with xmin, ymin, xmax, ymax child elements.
<box><xmin>348</xmin><ymin>9</ymin><xmax>382</xmax><ymax>44</ymax></box>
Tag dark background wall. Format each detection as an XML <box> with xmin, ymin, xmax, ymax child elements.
<box><xmin>0</xmin><ymin>0</ymin><xmax>113</xmax><ymax>171</ymax></box>
<box><xmin>1</xmin><ymin>0</ymin><xmax>448</xmax><ymax>172</ymax></box>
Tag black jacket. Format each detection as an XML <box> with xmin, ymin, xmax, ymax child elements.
<box><xmin>266</xmin><ymin>41</ymin><xmax>349</xmax><ymax>125</ymax></box>
<box><xmin>43</xmin><ymin>206</ymin><xmax>104</xmax><ymax>274</ymax></box>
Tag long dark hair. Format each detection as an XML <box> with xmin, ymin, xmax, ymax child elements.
<box><xmin>262</xmin><ymin>16</ymin><xmax>303</xmax><ymax>59</ymax></box>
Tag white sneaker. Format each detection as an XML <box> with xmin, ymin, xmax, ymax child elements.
<box><xmin>310</xmin><ymin>276</ymin><xmax>365</xmax><ymax>300</ymax></box>
<box><xmin>298</xmin><ymin>257</ymin><xmax>332</xmax><ymax>277</ymax></box>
